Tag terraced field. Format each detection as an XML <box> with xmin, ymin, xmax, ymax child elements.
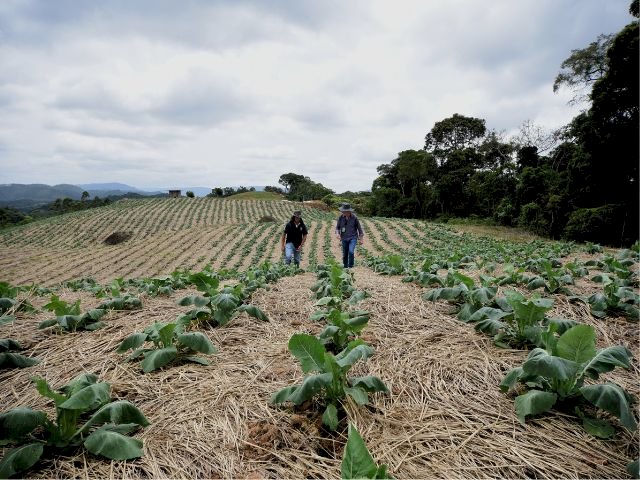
<box><xmin>0</xmin><ymin>198</ymin><xmax>638</xmax><ymax>479</ymax></box>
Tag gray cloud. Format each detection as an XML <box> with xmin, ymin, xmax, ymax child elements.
<box><xmin>0</xmin><ymin>0</ymin><xmax>633</xmax><ymax>193</ymax></box>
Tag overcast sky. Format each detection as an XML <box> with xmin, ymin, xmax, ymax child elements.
<box><xmin>0</xmin><ymin>0</ymin><xmax>633</xmax><ymax>192</ymax></box>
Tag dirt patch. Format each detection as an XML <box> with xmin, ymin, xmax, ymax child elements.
<box><xmin>103</xmin><ymin>231</ymin><xmax>133</xmax><ymax>245</ymax></box>
<box><xmin>259</xmin><ymin>215</ymin><xmax>276</xmax><ymax>223</ymax></box>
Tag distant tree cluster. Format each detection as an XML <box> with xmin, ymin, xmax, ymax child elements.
<box><xmin>278</xmin><ymin>173</ymin><xmax>333</xmax><ymax>201</ymax></box>
<box><xmin>264</xmin><ymin>185</ymin><xmax>284</xmax><ymax>194</ymax></box>
<box><xmin>49</xmin><ymin>196</ymin><xmax>112</xmax><ymax>214</ymax></box>
<box><xmin>367</xmin><ymin>2</ymin><xmax>638</xmax><ymax>246</ymax></box>
<box><xmin>207</xmin><ymin>186</ymin><xmax>256</xmax><ymax>197</ymax></box>
<box><xmin>0</xmin><ymin>207</ymin><xmax>31</xmax><ymax>228</ymax></box>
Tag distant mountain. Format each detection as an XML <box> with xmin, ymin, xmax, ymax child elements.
<box><xmin>0</xmin><ymin>184</ymin><xmax>84</xmax><ymax>203</ymax></box>
<box><xmin>77</xmin><ymin>182</ymin><xmax>145</xmax><ymax>192</ymax></box>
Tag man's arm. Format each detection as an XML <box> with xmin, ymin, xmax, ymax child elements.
<box><xmin>298</xmin><ymin>233</ymin><xmax>307</xmax><ymax>250</ymax></box>
<box><xmin>281</xmin><ymin>232</ymin><xmax>287</xmax><ymax>250</ymax></box>
<box><xmin>335</xmin><ymin>216</ymin><xmax>341</xmax><ymax>239</ymax></box>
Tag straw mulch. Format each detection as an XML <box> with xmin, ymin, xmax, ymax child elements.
<box><xmin>0</xmin><ymin>268</ymin><xmax>638</xmax><ymax>479</ymax></box>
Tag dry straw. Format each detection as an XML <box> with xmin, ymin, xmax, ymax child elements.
<box><xmin>0</xmin><ymin>269</ymin><xmax>638</xmax><ymax>478</ymax></box>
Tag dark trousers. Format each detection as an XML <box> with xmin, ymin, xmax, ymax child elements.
<box><xmin>341</xmin><ymin>238</ymin><xmax>357</xmax><ymax>268</ymax></box>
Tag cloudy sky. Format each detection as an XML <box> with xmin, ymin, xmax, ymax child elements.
<box><xmin>0</xmin><ymin>0</ymin><xmax>632</xmax><ymax>192</ymax></box>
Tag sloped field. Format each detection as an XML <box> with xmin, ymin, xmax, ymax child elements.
<box><xmin>0</xmin><ymin>199</ymin><xmax>439</xmax><ymax>285</ymax></box>
<box><xmin>0</xmin><ymin>199</ymin><xmax>638</xmax><ymax>478</ymax></box>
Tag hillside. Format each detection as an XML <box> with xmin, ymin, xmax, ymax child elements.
<box><xmin>0</xmin><ymin>197</ymin><xmax>638</xmax><ymax>479</ymax></box>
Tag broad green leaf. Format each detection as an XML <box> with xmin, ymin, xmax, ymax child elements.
<box><xmin>588</xmin><ymin>293</ymin><xmax>608</xmax><ymax>313</ymax></box>
<box><xmin>322</xmin><ymin>403</ymin><xmax>339</xmax><ymax>430</ymax></box>
<box><xmin>83</xmin><ymin>428</ymin><xmax>144</xmax><ymax>460</ymax></box>
<box><xmin>627</xmin><ymin>459</ymin><xmax>639</xmax><ymax>479</ymax></box>
<box><xmin>0</xmin><ymin>315</ymin><xmax>15</xmax><ymax>326</ymax></box>
<box><xmin>469</xmin><ymin>307</ymin><xmax>510</xmax><ymax>322</ymax></box>
<box><xmin>78</xmin><ymin>400</ymin><xmax>150</xmax><ymax>434</ymax></box>
<box><xmin>544</xmin><ymin>317</ymin><xmax>577</xmax><ymax>335</ymax></box>
<box><xmin>37</xmin><ymin>318</ymin><xmax>58</xmax><ymax>329</ymax></box>
<box><xmin>526</xmin><ymin>277</ymin><xmax>547</xmax><ymax>290</ymax></box>
<box><xmin>182</xmin><ymin>355</ymin><xmax>211</xmax><ymax>365</ymax></box>
<box><xmin>212</xmin><ymin>292</ymin><xmax>240</xmax><ymax>311</ymax></box>
<box><xmin>506</xmin><ymin>291</ymin><xmax>553</xmax><ymax>324</ymax></box>
<box><xmin>157</xmin><ymin>323</ymin><xmax>176</xmax><ymax>348</ymax></box>
<box><xmin>315</xmin><ymin>296</ymin><xmax>340</xmax><ymax>306</ymax></box>
<box><xmin>555</xmin><ymin>324</ymin><xmax>597</xmax><ymax>363</ymax></box>
<box><xmin>336</xmin><ymin>344</ymin><xmax>374</xmax><ymax>369</ymax></box>
<box><xmin>345</xmin><ymin>386</ymin><xmax>368</xmax><ymax>405</ymax></box>
<box><xmin>580</xmin><ymin>383</ymin><xmax>637</xmax><ymax>431</ymax></box>
<box><xmin>0</xmin><ymin>443</ymin><xmax>44</xmax><ymax>478</ymax></box>
<box><xmin>522</xmin><ymin>349</ymin><xmax>579</xmax><ymax>384</ymax></box>
<box><xmin>582</xmin><ymin>346</ymin><xmax>633</xmax><ymax>379</ymax></box>
<box><xmin>319</xmin><ymin>325</ymin><xmax>340</xmax><ymax>340</ymax></box>
<box><xmin>236</xmin><ymin>304</ymin><xmax>268</xmax><ymax>321</ymax></box>
<box><xmin>117</xmin><ymin>333</ymin><xmax>148</xmax><ymax>353</ymax></box>
<box><xmin>474</xmin><ymin>317</ymin><xmax>507</xmax><ymax>335</ymax></box>
<box><xmin>469</xmin><ymin>287</ymin><xmax>497</xmax><ymax>305</ymax></box>
<box><xmin>0</xmin><ymin>352</ymin><xmax>40</xmax><ymax>368</ymax></box>
<box><xmin>59</xmin><ymin>383</ymin><xmax>111</xmax><ymax>411</ymax></box>
<box><xmin>177</xmin><ymin>295</ymin><xmax>210</xmax><ymax>307</ymax></box>
<box><xmin>345</xmin><ymin>314</ymin><xmax>370</xmax><ymax>328</ymax></box>
<box><xmin>0</xmin><ymin>339</ymin><xmax>22</xmax><ymax>352</ymax></box>
<box><xmin>514</xmin><ymin>390</ymin><xmax>557</xmax><ymax>424</ymax></box>
<box><xmin>341</xmin><ymin>424</ymin><xmax>377</xmax><ymax>479</ymax></box>
<box><xmin>213</xmin><ymin>308</ymin><xmax>234</xmax><ymax>326</ymax></box>
<box><xmin>348</xmin><ymin>290</ymin><xmax>370</xmax><ymax>305</ymax></box>
<box><xmin>84</xmin><ymin>321</ymin><xmax>106</xmax><ymax>331</ymax></box>
<box><xmin>141</xmin><ymin>347</ymin><xmax>178</xmax><ymax>372</ymax></box>
<box><xmin>62</xmin><ymin>373</ymin><xmax>99</xmax><ymax>396</ymax></box>
<box><xmin>286</xmin><ymin>373</ymin><xmax>333</xmax><ymax>405</ymax></box>
<box><xmin>499</xmin><ymin>367</ymin><xmax>523</xmax><ymax>392</ymax></box>
<box><xmin>188</xmin><ymin>272</ymin><xmax>220</xmax><ymax>294</ymax></box>
<box><xmin>270</xmin><ymin>385</ymin><xmax>299</xmax><ymax>404</ymax></box>
<box><xmin>350</xmin><ymin>376</ymin><xmax>389</xmax><ymax>393</ymax></box>
<box><xmin>0</xmin><ymin>408</ymin><xmax>47</xmax><ymax>441</ymax></box>
<box><xmin>452</xmin><ymin>272</ymin><xmax>474</xmax><ymax>289</ymax></box>
<box><xmin>581</xmin><ymin>416</ymin><xmax>615</xmax><ymax>439</ymax></box>
<box><xmin>288</xmin><ymin>334</ymin><xmax>326</xmax><ymax>374</ymax></box>
<box><xmin>177</xmin><ymin>332</ymin><xmax>217</xmax><ymax>354</ymax></box>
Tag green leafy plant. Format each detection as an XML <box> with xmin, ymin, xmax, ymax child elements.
<box><xmin>117</xmin><ymin>320</ymin><xmax>217</xmax><ymax>372</ymax></box>
<box><xmin>43</xmin><ymin>295</ymin><xmax>81</xmax><ymax>316</ymax></box>
<box><xmin>96</xmin><ymin>294</ymin><xmax>142</xmax><ymax>311</ymax></box>
<box><xmin>0</xmin><ymin>374</ymin><xmax>149</xmax><ymax>478</ymax></box>
<box><xmin>0</xmin><ymin>339</ymin><xmax>40</xmax><ymax>369</ymax></box>
<box><xmin>465</xmin><ymin>290</ymin><xmax>567</xmax><ymax>348</ymax></box>
<box><xmin>38</xmin><ymin>308</ymin><xmax>107</xmax><ymax>332</ymax></box>
<box><xmin>501</xmin><ymin>324</ymin><xmax>636</xmax><ymax>438</ymax></box>
<box><xmin>0</xmin><ymin>281</ymin><xmax>35</xmax><ymax>316</ymax></box>
<box><xmin>341</xmin><ymin>424</ymin><xmax>393</xmax><ymax>479</ymax></box>
<box><xmin>178</xmin><ymin>273</ymin><xmax>267</xmax><ymax>327</ymax></box>
<box><xmin>271</xmin><ymin>334</ymin><xmax>388</xmax><ymax>430</ymax></box>
<box><xmin>583</xmin><ymin>273</ymin><xmax>639</xmax><ymax>320</ymax></box>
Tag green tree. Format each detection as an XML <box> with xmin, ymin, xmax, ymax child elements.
<box><xmin>81</xmin><ymin>191</ymin><xmax>90</xmax><ymax>201</ymax></box>
<box><xmin>186</xmin><ymin>191</ymin><xmax>195</xmax><ymax>198</ymax></box>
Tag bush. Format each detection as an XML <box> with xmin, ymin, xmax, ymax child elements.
<box><xmin>564</xmin><ymin>204</ymin><xmax>630</xmax><ymax>246</ymax></box>
<box><xmin>518</xmin><ymin>202</ymin><xmax>550</xmax><ymax>236</ymax></box>
<box><xmin>186</xmin><ymin>191</ymin><xmax>195</xmax><ymax>198</ymax></box>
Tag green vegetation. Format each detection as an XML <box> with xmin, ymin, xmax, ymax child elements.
<box><xmin>0</xmin><ymin>374</ymin><xmax>149</xmax><ymax>478</ymax></box>
<box><xmin>0</xmin><ymin>339</ymin><xmax>40</xmax><ymax>369</ymax></box>
<box><xmin>117</xmin><ymin>320</ymin><xmax>217</xmax><ymax>372</ymax></box>
<box><xmin>341</xmin><ymin>424</ymin><xmax>393</xmax><ymax>479</ymax></box>
<box><xmin>501</xmin><ymin>324</ymin><xmax>635</xmax><ymax>438</ymax></box>
<box><xmin>271</xmin><ymin>334</ymin><xmax>388</xmax><ymax>430</ymax></box>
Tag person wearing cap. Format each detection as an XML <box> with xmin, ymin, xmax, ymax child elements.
<box><xmin>335</xmin><ymin>203</ymin><xmax>364</xmax><ymax>269</ymax></box>
<box><xmin>281</xmin><ymin>210</ymin><xmax>308</xmax><ymax>267</ymax></box>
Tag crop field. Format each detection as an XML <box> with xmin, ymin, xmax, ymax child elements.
<box><xmin>0</xmin><ymin>198</ymin><xmax>638</xmax><ymax>479</ymax></box>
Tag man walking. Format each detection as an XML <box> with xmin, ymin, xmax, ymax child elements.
<box><xmin>335</xmin><ymin>203</ymin><xmax>364</xmax><ymax>269</ymax></box>
<box><xmin>282</xmin><ymin>210</ymin><xmax>307</xmax><ymax>267</ymax></box>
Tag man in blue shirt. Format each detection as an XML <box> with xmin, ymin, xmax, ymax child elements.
<box><xmin>281</xmin><ymin>210</ymin><xmax>307</xmax><ymax>267</ymax></box>
<box><xmin>335</xmin><ymin>203</ymin><xmax>364</xmax><ymax>268</ymax></box>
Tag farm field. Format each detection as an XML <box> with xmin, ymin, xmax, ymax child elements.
<box><xmin>0</xmin><ymin>198</ymin><xmax>638</xmax><ymax>479</ymax></box>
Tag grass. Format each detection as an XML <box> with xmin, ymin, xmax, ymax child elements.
<box><xmin>228</xmin><ymin>191</ymin><xmax>284</xmax><ymax>201</ymax></box>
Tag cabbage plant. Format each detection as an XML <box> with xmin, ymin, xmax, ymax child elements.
<box><xmin>271</xmin><ymin>334</ymin><xmax>388</xmax><ymax>430</ymax></box>
<box><xmin>0</xmin><ymin>338</ymin><xmax>40</xmax><ymax>369</ymax></box>
<box><xmin>0</xmin><ymin>374</ymin><xmax>149</xmax><ymax>478</ymax></box>
<box><xmin>117</xmin><ymin>320</ymin><xmax>217</xmax><ymax>372</ymax></box>
<box><xmin>501</xmin><ymin>324</ymin><xmax>636</xmax><ymax>438</ymax></box>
